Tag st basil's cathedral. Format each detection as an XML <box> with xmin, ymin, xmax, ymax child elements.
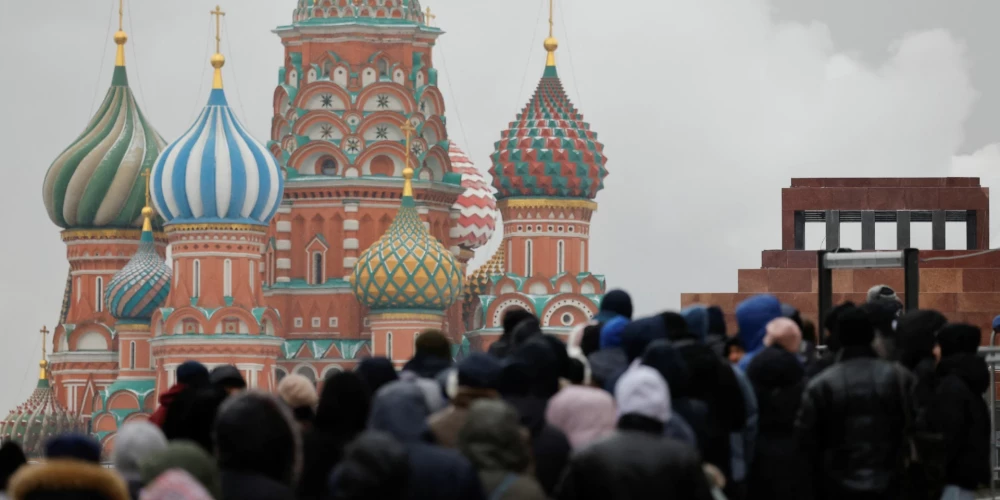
<box><xmin>2</xmin><ymin>0</ymin><xmax>611</xmax><ymax>457</ymax></box>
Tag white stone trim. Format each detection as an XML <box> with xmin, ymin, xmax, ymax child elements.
<box><xmin>343</xmin><ymin>238</ymin><xmax>359</xmax><ymax>250</ymax></box>
<box><xmin>344</xmin><ymin>203</ymin><xmax>359</xmax><ymax>213</ymax></box>
<box><xmin>343</xmin><ymin>257</ymin><xmax>358</xmax><ymax>268</ymax></box>
<box><xmin>276</xmin><ymin>258</ymin><xmax>292</xmax><ymax>270</ymax></box>
<box><xmin>276</xmin><ymin>240</ymin><xmax>292</xmax><ymax>251</ymax></box>
<box><xmin>343</xmin><ymin>219</ymin><xmax>360</xmax><ymax>231</ymax></box>
<box><xmin>276</xmin><ymin>221</ymin><xmax>292</xmax><ymax>232</ymax></box>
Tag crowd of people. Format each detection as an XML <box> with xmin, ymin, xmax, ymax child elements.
<box><xmin>0</xmin><ymin>285</ymin><xmax>992</xmax><ymax>500</ymax></box>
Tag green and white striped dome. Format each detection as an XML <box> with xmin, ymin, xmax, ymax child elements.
<box><xmin>42</xmin><ymin>66</ymin><xmax>166</xmax><ymax>229</ymax></box>
<box><xmin>0</xmin><ymin>376</ymin><xmax>80</xmax><ymax>459</ymax></box>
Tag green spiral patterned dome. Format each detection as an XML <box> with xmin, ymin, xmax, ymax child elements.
<box><xmin>105</xmin><ymin>217</ymin><xmax>171</xmax><ymax>321</ymax></box>
<box><xmin>0</xmin><ymin>376</ymin><xmax>81</xmax><ymax>459</ymax></box>
<box><xmin>42</xmin><ymin>67</ymin><xmax>166</xmax><ymax>229</ymax></box>
<box><xmin>351</xmin><ymin>171</ymin><xmax>463</xmax><ymax>310</ymax></box>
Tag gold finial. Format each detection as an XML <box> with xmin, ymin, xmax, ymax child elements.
<box><xmin>210</xmin><ymin>5</ymin><xmax>227</xmax><ymax>90</ymax></box>
<box><xmin>39</xmin><ymin>326</ymin><xmax>49</xmax><ymax>381</ymax></box>
<box><xmin>140</xmin><ymin>169</ymin><xmax>154</xmax><ymax>231</ymax></box>
<box><xmin>544</xmin><ymin>0</ymin><xmax>558</xmax><ymax>67</ymax></box>
<box><xmin>401</xmin><ymin>119</ymin><xmax>416</xmax><ymax>197</ymax></box>
<box><xmin>114</xmin><ymin>0</ymin><xmax>128</xmax><ymax>67</ymax></box>
<box><xmin>424</xmin><ymin>6</ymin><xmax>436</xmax><ymax>26</ymax></box>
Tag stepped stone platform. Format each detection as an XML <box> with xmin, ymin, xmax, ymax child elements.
<box><xmin>681</xmin><ymin>178</ymin><xmax>999</xmax><ymax>342</ymax></box>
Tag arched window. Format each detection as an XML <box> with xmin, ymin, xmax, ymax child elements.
<box><xmin>557</xmin><ymin>240</ymin><xmax>565</xmax><ymax>274</ymax></box>
<box><xmin>580</xmin><ymin>241</ymin><xmax>586</xmax><ymax>272</ymax></box>
<box><xmin>76</xmin><ymin>278</ymin><xmax>81</xmax><ymax>302</ymax></box>
<box><xmin>525</xmin><ymin>240</ymin><xmax>533</xmax><ymax>277</ymax></box>
<box><xmin>249</xmin><ymin>261</ymin><xmax>255</xmax><ymax>290</ymax></box>
<box><xmin>378</xmin><ymin>59</ymin><xmax>389</xmax><ymax>79</ymax></box>
<box><xmin>386</xmin><ymin>332</ymin><xmax>393</xmax><ymax>360</ymax></box>
<box><xmin>223</xmin><ymin>259</ymin><xmax>233</xmax><ymax>297</ymax></box>
<box><xmin>193</xmin><ymin>260</ymin><xmax>201</xmax><ymax>298</ymax></box>
<box><xmin>129</xmin><ymin>341</ymin><xmax>136</xmax><ymax>370</ymax></box>
<box><xmin>320</xmin><ymin>157</ymin><xmax>338</xmax><ymax>175</ymax></box>
<box><xmin>95</xmin><ymin>277</ymin><xmax>105</xmax><ymax>312</ymax></box>
<box><xmin>312</xmin><ymin>252</ymin><xmax>324</xmax><ymax>285</ymax></box>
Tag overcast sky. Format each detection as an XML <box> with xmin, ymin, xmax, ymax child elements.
<box><xmin>0</xmin><ymin>0</ymin><xmax>998</xmax><ymax>409</ymax></box>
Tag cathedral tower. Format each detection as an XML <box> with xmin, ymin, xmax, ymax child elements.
<box><xmin>467</xmin><ymin>0</ymin><xmax>609</xmax><ymax>347</ymax></box>
<box><xmin>351</xmin><ymin>123</ymin><xmax>463</xmax><ymax>367</ymax></box>
<box><xmin>264</xmin><ymin>0</ymin><xmax>471</xmax><ymax>377</ymax></box>
<box><xmin>149</xmin><ymin>7</ymin><xmax>285</xmax><ymax>392</ymax></box>
<box><xmin>42</xmin><ymin>1</ymin><xmax>167</xmax><ymax>420</ymax></box>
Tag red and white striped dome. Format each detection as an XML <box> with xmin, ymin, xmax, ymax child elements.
<box><xmin>448</xmin><ymin>142</ymin><xmax>498</xmax><ymax>250</ymax></box>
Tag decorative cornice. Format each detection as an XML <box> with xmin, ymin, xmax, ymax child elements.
<box><xmin>498</xmin><ymin>198</ymin><xmax>598</xmax><ymax>211</ymax></box>
<box><xmin>61</xmin><ymin>229</ymin><xmax>167</xmax><ymax>243</ymax></box>
<box><xmin>164</xmin><ymin>223</ymin><xmax>267</xmax><ymax>234</ymax></box>
<box><xmin>369</xmin><ymin>311</ymin><xmax>444</xmax><ymax>321</ymax></box>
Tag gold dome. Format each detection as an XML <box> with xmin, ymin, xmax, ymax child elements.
<box><xmin>351</xmin><ymin>170</ymin><xmax>463</xmax><ymax>310</ymax></box>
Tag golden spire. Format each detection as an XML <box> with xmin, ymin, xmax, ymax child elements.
<box><xmin>38</xmin><ymin>326</ymin><xmax>49</xmax><ymax>381</ymax></box>
<box><xmin>140</xmin><ymin>169</ymin><xmax>154</xmax><ymax>232</ymax></box>
<box><xmin>544</xmin><ymin>0</ymin><xmax>558</xmax><ymax>67</ymax></box>
<box><xmin>114</xmin><ymin>0</ymin><xmax>128</xmax><ymax>67</ymax></box>
<box><xmin>210</xmin><ymin>5</ymin><xmax>227</xmax><ymax>90</ymax></box>
<box><xmin>401</xmin><ymin>119</ymin><xmax>416</xmax><ymax>197</ymax></box>
<box><xmin>424</xmin><ymin>6</ymin><xmax>436</xmax><ymax>26</ymax></box>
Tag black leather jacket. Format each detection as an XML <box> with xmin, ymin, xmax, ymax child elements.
<box><xmin>557</xmin><ymin>420</ymin><xmax>714</xmax><ymax>500</ymax></box>
<box><xmin>794</xmin><ymin>347</ymin><xmax>911</xmax><ymax>499</ymax></box>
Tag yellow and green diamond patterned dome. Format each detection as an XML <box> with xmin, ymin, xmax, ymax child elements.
<box><xmin>351</xmin><ymin>168</ymin><xmax>463</xmax><ymax>310</ymax></box>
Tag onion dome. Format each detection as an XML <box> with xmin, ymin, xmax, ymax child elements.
<box><xmin>0</xmin><ymin>361</ymin><xmax>79</xmax><ymax>458</ymax></box>
<box><xmin>489</xmin><ymin>30</ymin><xmax>607</xmax><ymax>200</ymax></box>
<box><xmin>292</xmin><ymin>0</ymin><xmax>426</xmax><ymax>25</ymax></box>
<box><xmin>150</xmin><ymin>33</ymin><xmax>284</xmax><ymax>227</ymax></box>
<box><xmin>105</xmin><ymin>197</ymin><xmax>171</xmax><ymax>321</ymax></box>
<box><xmin>448</xmin><ymin>142</ymin><xmax>498</xmax><ymax>250</ymax></box>
<box><xmin>465</xmin><ymin>244</ymin><xmax>506</xmax><ymax>298</ymax></box>
<box><xmin>42</xmin><ymin>20</ymin><xmax>166</xmax><ymax>229</ymax></box>
<box><xmin>351</xmin><ymin>163</ymin><xmax>463</xmax><ymax>310</ymax></box>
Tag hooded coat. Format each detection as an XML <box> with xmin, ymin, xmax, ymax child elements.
<box><xmin>668</xmin><ymin>323</ymin><xmax>746</xmax><ymax>480</ymax></box>
<box><xmin>368</xmin><ymin>382</ymin><xmax>485</xmax><ymax>500</ymax></box>
<box><xmin>139</xmin><ymin>440</ymin><xmax>223</xmax><ymax>500</ymax></box>
<box><xmin>138</xmin><ymin>470</ymin><xmax>214</xmax><ymax>500</ymax></box>
<box><xmin>746</xmin><ymin>347</ymin><xmax>810</xmax><ymax>500</ymax></box>
<box><xmin>556</xmin><ymin>367</ymin><xmax>713</xmax><ymax>500</ymax></box>
<box><xmin>112</xmin><ymin>422</ymin><xmax>167</xmax><ymax>499</ymax></box>
<box><xmin>545</xmin><ymin>386</ymin><xmax>617</xmax><ymax>450</ymax></box>
<box><xmin>735</xmin><ymin>295</ymin><xmax>784</xmax><ymax>371</ymax></box>
<box><xmin>642</xmin><ymin>340</ymin><xmax>710</xmax><ymax>449</ymax></box>
<box><xmin>215</xmin><ymin>392</ymin><xmax>300</xmax><ymax>500</ymax></box>
<box><xmin>458</xmin><ymin>400</ymin><xmax>547</xmax><ymax>500</ymax></box>
<box><xmin>929</xmin><ymin>353</ymin><xmax>991</xmax><ymax>491</ymax></box>
<box><xmin>327</xmin><ymin>432</ymin><xmax>410</xmax><ymax>500</ymax></box>
<box><xmin>298</xmin><ymin>372</ymin><xmax>371</xmax><ymax>500</ymax></box>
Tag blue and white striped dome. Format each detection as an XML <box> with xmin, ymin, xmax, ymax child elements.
<box><xmin>150</xmin><ymin>89</ymin><xmax>283</xmax><ymax>226</ymax></box>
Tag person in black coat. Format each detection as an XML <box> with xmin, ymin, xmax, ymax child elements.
<box><xmin>930</xmin><ymin>324</ymin><xmax>991</xmax><ymax>497</ymax></box>
<box><xmin>367</xmin><ymin>381</ymin><xmax>485</xmax><ymax>500</ymax></box>
<box><xmin>746</xmin><ymin>346</ymin><xmax>810</xmax><ymax>500</ymax></box>
<box><xmin>215</xmin><ymin>392</ymin><xmax>301</xmax><ymax>500</ymax></box>
<box><xmin>327</xmin><ymin>432</ymin><xmax>410</xmax><ymax>500</ymax></box>
<box><xmin>556</xmin><ymin>365</ymin><xmax>713</xmax><ymax>500</ymax></box>
<box><xmin>488</xmin><ymin>309</ymin><xmax>536</xmax><ymax>358</ymax></box>
<box><xmin>501</xmin><ymin>339</ymin><xmax>571</xmax><ymax>496</ymax></box>
<box><xmin>299</xmin><ymin>372</ymin><xmax>372</xmax><ymax>500</ymax></box>
<box><xmin>795</xmin><ymin>307</ymin><xmax>910</xmax><ymax>500</ymax></box>
<box><xmin>665</xmin><ymin>313</ymin><xmax>746</xmax><ymax>481</ymax></box>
